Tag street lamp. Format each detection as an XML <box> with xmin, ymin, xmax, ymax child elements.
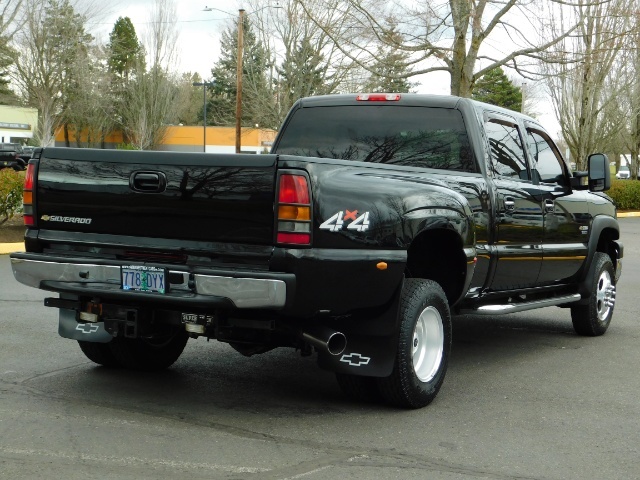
<box><xmin>204</xmin><ymin>4</ymin><xmax>282</xmax><ymax>153</ymax></box>
<box><xmin>192</xmin><ymin>81</ymin><xmax>214</xmax><ymax>152</ymax></box>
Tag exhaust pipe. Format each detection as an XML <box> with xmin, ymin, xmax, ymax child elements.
<box><xmin>301</xmin><ymin>326</ymin><xmax>347</xmax><ymax>356</ymax></box>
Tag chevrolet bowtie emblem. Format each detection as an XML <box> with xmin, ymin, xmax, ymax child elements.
<box><xmin>340</xmin><ymin>353</ymin><xmax>371</xmax><ymax>367</ymax></box>
<box><xmin>76</xmin><ymin>323</ymin><xmax>99</xmax><ymax>334</ymax></box>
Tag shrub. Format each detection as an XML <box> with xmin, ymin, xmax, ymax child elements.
<box><xmin>0</xmin><ymin>168</ymin><xmax>24</xmax><ymax>225</ymax></box>
<box><xmin>607</xmin><ymin>179</ymin><xmax>640</xmax><ymax>211</ymax></box>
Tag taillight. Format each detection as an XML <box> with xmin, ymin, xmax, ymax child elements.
<box><xmin>23</xmin><ymin>163</ymin><xmax>36</xmax><ymax>227</ymax></box>
<box><xmin>356</xmin><ymin>93</ymin><xmax>401</xmax><ymax>101</ymax></box>
<box><xmin>276</xmin><ymin>173</ymin><xmax>311</xmax><ymax>246</ymax></box>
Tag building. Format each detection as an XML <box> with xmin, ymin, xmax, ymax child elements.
<box><xmin>0</xmin><ymin>105</ymin><xmax>38</xmax><ymax>144</ymax></box>
<box><xmin>54</xmin><ymin>125</ymin><xmax>277</xmax><ymax>153</ymax></box>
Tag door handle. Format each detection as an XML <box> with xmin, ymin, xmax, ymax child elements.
<box><xmin>544</xmin><ymin>199</ymin><xmax>554</xmax><ymax>213</ymax></box>
<box><xmin>130</xmin><ymin>171</ymin><xmax>167</xmax><ymax>193</ymax></box>
<box><xmin>504</xmin><ymin>197</ymin><xmax>516</xmax><ymax>211</ymax></box>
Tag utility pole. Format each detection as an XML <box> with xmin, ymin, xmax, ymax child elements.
<box><xmin>236</xmin><ymin>9</ymin><xmax>245</xmax><ymax>154</ymax></box>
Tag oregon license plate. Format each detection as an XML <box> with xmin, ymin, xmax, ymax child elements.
<box><xmin>121</xmin><ymin>265</ymin><xmax>166</xmax><ymax>293</ymax></box>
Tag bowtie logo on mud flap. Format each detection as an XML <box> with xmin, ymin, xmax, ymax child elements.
<box><xmin>340</xmin><ymin>353</ymin><xmax>371</xmax><ymax>367</ymax></box>
<box><xmin>76</xmin><ymin>323</ymin><xmax>100</xmax><ymax>334</ymax></box>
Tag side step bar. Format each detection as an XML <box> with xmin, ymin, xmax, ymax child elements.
<box><xmin>460</xmin><ymin>294</ymin><xmax>581</xmax><ymax>316</ymax></box>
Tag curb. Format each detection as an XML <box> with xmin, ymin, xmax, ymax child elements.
<box><xmin>0</xmin><ymin>243</ymin><xmax>24</xmax><ymax>255</ymax></box>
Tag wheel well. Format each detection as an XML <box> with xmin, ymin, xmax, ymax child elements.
<box><xmin>405</xmin><ymin>229</ymin><xmax>467</xmax><ymax>305</ymax></box>
<box><xmin>597</xmin><ymin>227</ymin><xmax>620</xmax><ymax>260</ymax></box>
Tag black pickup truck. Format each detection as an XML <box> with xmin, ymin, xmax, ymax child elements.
<box><xmin>10</xmin><ymin>94</ymin><xmax>622</xmax><ymax>408</ymax></box>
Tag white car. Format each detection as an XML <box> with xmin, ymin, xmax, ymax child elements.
<box><xmin>616</xmin><ymin>165</ymin><xmax>630</xmax><ymax>179</ymax></box>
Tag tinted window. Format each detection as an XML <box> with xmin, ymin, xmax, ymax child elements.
<box><xmin>275</xmin><ymin>106</ymin><xmax>477</xmax><ymax>172</ymax></box>
<box><xmin>486</xmin><ymin>120</ymin><xmax>529</xmax><ymax>180</ymax></box>
<box><xmin>526</xmin><ymin>130</ymin><xmax>565</xmax><ymax>185</ymax></box>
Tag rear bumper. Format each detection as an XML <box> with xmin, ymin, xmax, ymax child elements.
<box><xmin>10</xmin><ymin>254</ymin><xmax>290</xmax><ymax>309</ymax></box>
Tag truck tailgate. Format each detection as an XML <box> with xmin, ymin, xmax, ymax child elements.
<box><xmin>34</xmin><ymin>148</ymin><xmax>277</xmax><ymax>245</ymax></box>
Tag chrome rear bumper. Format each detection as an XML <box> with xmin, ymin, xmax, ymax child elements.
<box><xmin>10</xmin><ymin>257</ymin><xmax>287</xmax><ymax>309</ymax></box>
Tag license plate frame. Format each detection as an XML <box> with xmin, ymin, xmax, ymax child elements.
<box><xmin>121</xmin><ymin>265</ymin><xmax>166</xmax><ymax>294</ymax></box>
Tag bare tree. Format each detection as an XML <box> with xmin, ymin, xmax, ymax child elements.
<box><xmin>294</xmin><ymin>0</ymin><xmax>605</xmax><ymax>98</ymax></box>
<box><xmin>9</xmin><ymin>0</ymin><xmax>95</xmax><ymax>146</ymax></box>
<box><xmin>543</xmin><ymin>0</ymin><xmax>633</xmax><ymax>170</ymax></box>
<box><xmin>119</xmin><ymin>0</ymin><xmax>182</xmax><ymax>149</ymax></box>
<box><xmin>621</xmin><ymin>10</ymin><xmax>640</xmax><ymax>179</ymax></box>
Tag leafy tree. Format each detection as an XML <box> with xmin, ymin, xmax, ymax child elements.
<box><xmin>472</xmin><ymin>67</ymin><xmax>521</xmax><ymax>112</ymax></box>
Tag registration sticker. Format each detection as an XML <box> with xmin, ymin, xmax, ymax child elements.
<box><xmin>121</xmin><ymin>265</ymin><xmax>166</xmax><ymax>293</ymax></box>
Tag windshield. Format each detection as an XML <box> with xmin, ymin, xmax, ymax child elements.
<box><xmin>275</xmin><ymin>105</ymin><xmax>477</xmax><ymax>173</ymax></box>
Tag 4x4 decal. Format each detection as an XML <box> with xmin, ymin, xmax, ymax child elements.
<box><xmin>320</xmin><ymin>210</ymin><xmax>370</xmax><ymax>232</ymax></box>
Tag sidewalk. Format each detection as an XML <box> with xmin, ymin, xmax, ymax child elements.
<box><xmin>1</xmin><ymin>212</ymin><xmax>638</xmax><ymax>255</ymax></box>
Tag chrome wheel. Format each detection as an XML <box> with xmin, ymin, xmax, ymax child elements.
<box><xmin>596</xmin><ymin>270</ymin><xmax>615</xmax><ymax>321</ymax></box>
<box><xmin>412</xmin><ymin>306</ymin><xmax>444</xmax><ymax>382</ymax></box>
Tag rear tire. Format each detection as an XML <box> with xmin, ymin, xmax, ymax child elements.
<box><xmin>108</xmin><ymin>328</ymin><xmax>189</xmax><ymax>371</ymax></box>
<box><xmin>78</xmin><ymin>341</ymin><xmax>119</xmax><ymax>367</ymax></box>
<box><xmin>571</xmin><ymin>252</ymin><xmax>616</xmax><ymax>336</ymax></box>
<box><xmin>377</xmin><ymin>279</ymin><xmax>451</xmax><ymax>409</ymax></box>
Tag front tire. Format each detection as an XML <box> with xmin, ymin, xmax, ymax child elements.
<box><xmin>377</xmin><ymin>279</ymin><xmax>452</xmax><ymax>409</ymax></box>
<box><xmin>571</xmin><ymin>252</ymin><xmax>616</xmax><ymax>336</ymax></box>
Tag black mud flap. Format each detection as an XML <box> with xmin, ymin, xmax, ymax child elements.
<box><xmin>316</xmin><ymin>283</ymin><xmax>402</xmax><ymax>378</ymax></box>
<box><xmin>58</xmin><ymin>308</ymin><xmax>113</xmax><ymax>343</ymax></box>
<box><xmin>317</xmin><ymin>334</ymin><xmax>397</xmax><ymax>377</ymax></box>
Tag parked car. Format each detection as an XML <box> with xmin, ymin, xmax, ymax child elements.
<box><xmin>616</xmin><ymin>165</ymin><xmax>630</xmax><ymax>179</ymax></box>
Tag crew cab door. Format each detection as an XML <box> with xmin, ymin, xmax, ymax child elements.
<box><xmin>524</xmin><ymin>127</ymin><xmax>588</xmax><ymax>283</ymax></box>
<box><xmin>485</xmin><ymin>116</ymin><xmax>543</xmax><ymax>290</ymax></box>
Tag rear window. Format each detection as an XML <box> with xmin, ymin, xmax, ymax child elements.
<box><xmin>274</xmin><ymin>105</ymin><xmax>476</xmax><ymax>172</ymax></box>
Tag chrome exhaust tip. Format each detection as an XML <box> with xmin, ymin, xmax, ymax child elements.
<box><xmin>302</xmin><ymin>327</ymin><xmax>347</xmax><ymax>356</ymax></box>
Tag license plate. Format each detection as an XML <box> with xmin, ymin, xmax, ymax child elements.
<box><xmin>121</xmin><ymin>265</ymin><xmax>166</xmax><ymax>293</ymax></box>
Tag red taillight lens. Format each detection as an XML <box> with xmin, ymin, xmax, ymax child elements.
<box><xmin>277</xmin><ymin>233</ymin><xmax>310</xmax><ymax>244</ymax></box>
<box><xmin>276</xmin><ymin>173</ymin><xmax>311</xmax><ymax>246</ymax></box>
<box><xmin>278</xmin><ymin>175</ymin><xmax>310</xmax><ymax>204</ymax></box>
<box><xmin>356</xmin><ymin>93</ymin><xmax>401</xmax><ymax>101</ymax></box>
<box><xmin>23</xmin><ymin>163</ymin><xmax>36</xmax><ymax>227</ymax></box>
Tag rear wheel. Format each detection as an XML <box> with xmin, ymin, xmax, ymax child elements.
<box><xmin>571</xmin><ymin>252</ymin><xmax>616</xmax><ymax>336</ymax></box>
<box><xmin>77</xmin><ymin>341</ymin><xmax>119</xmax><ymax>367</ymax></box>
<box><xmin>108</xmin><ymin>328</ymin><xmax>189</xmax><ymax>371</ymax></box>
<box><xmin>377</xmin><ymin>279</ymin><xmax>451</xmax><ymax>409</ymax></box>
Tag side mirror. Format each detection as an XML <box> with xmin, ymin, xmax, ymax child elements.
<box><xmin>587</xmin><ymin>153</ymin><xmax>610</xmax><ymax>192</ymax></box>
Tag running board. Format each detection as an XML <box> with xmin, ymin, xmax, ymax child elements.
<box><xmin>460</xmin><ymin>294</ymin><xmax>581</xmax><ymax>316</ymax></box>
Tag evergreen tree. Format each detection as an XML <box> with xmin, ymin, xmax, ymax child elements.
<box><xmin>277</xmin><ymin>38</ymin><xmax>328</xmax><ymax>108</ymax></box>
<box><xmin>107</xmin><ymin>17</ymin><xmax>145</xmax><ymax>82</ymax></box>
<box><xmin>208</xmin><ymin>17</ymin><xmax>273</xmax><ymax>128</ymax></box>
<box><xmin>363</xmin><ymin>29</ymin><xmax>416</xmax><ymax>93</ymax></box>
<box><xmin>0</xmin><ymin>35</ymin><xmax>18</xmax><ymax>105</ymax></box>
<box><xmin>472</xmin><ymin>67</ymin><xmax>522</xmax><ymax>112</ymax></box>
